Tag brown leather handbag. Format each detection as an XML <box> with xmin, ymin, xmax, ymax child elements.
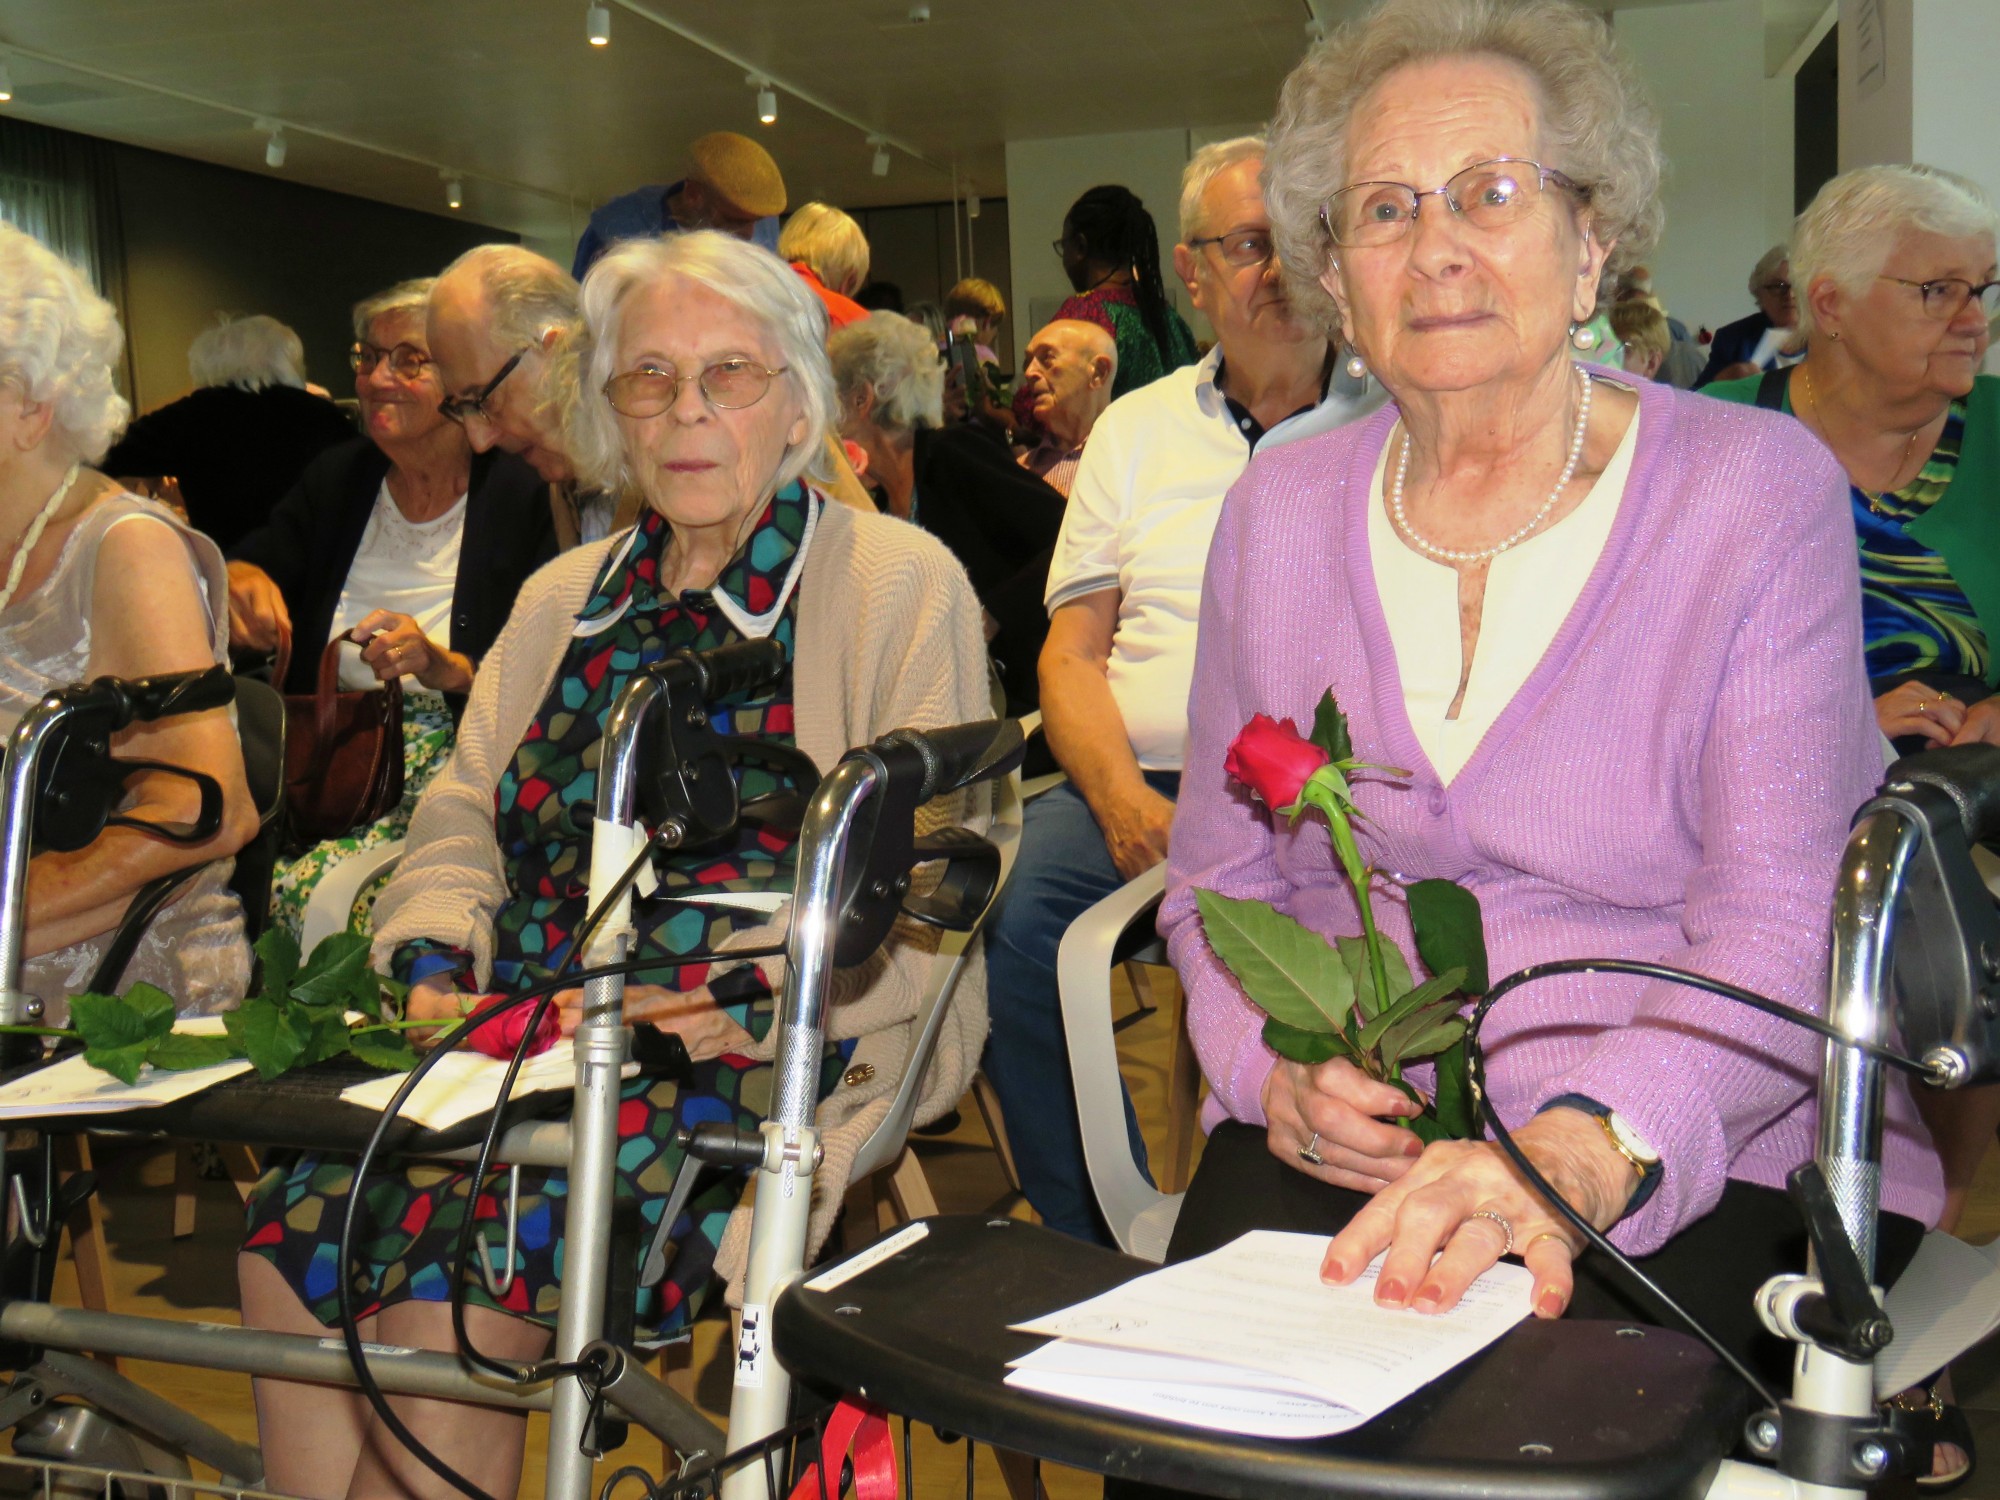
<box><xmin>277</xmin><ymin>637</ymin><xmax>405</xmax><ymax>847</ymax></box>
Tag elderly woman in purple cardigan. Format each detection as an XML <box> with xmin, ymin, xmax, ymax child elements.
<box><xmin>1160</xmin><ymin>0</ymin><xmax>1945</xmax><ymax>1406</ymax></box>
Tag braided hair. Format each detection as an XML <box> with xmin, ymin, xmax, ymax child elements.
<box><xmin>1064</xmin><ymin>185</ymin><xmax>1175</xmax><ymax>373</ymax></box>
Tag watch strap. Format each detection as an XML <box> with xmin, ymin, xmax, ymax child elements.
<box><xmin>1539</xmin><ymin>1092</ymin><xmax>1664</xmax><ymax>1216</ymax></box>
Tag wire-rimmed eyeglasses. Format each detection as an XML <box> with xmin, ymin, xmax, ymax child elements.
<box><xmin>351</xmin><ymin>342</ymin><xmax>434</xmax><ymax>380</ymax></box>
<box><xmin>1320</xmin><ymin>158</ymin><xmax>1590</xmax><ymax>248</ymax></box>
<box><xmin>1879</xmin><ymin>275</ymin><xmax>2000</xmax><ymax>321</ymax></box>
<box><xmin>603</xmin><ymin>358</ymin><xmax>789</xmax><ymax>418</ymax></box>
<box><xmin>1186</xmin><ymin>228</ymin><xmax>1275</xmax><ymax>268</ymax></box>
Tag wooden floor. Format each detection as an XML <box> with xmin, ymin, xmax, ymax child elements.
<box><xmin>28</xmin><ymin>979</ymin><xmax>2000</xmax><ymax>1499</ymax></box>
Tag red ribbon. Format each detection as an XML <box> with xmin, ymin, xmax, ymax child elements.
<box><xmin>785</xmin><ymin>1397</ymin><xmax>897</xmax><ymax>1500</ymax></box>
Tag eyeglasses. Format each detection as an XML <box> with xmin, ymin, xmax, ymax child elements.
<box><xmin>351</xmin><ymin>341</ymin><xmax>433</xmax><ymax>380</ymax></box>
<box><xmin>603</xmin><ymin>358</ymin><xmax>788</xmax><ymax>418</ymax></box>
<box><xmin>1320</xmin><ymin>158</ymin><xmax>1590</xmax><ymax>248</ymax></box>
<box><xmin>1879</xmin><ymin>275</ymin><xmax>2000</xmax><ymax>321</ymax></box>
<box><xmin>1756</xmin><ymin>280</ymin><xmax>1794</xmax><ymax>297</ymax></box>
<box><xmin>1186</xmin><ymin>229</ymin><xmax>1275</xmax><ymax>268</ymax></box>
<box><xmin>1050</xmin><ymin>236</ymin><xmax>1073</xmax><ymax>259</ymax></box>
<box><xmin>437</xmin><ymin>349</ymin><xmax>526</xmax><ymax>425</ymax></box>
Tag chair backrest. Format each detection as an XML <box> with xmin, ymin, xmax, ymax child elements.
<box><xmin>846</xmin><ymin>765</ymin><xmax>1025</xmax><ymax>1184</ymax></box>
<box><xmin>227</xmin><ymin>676</ymin><xmax>287</xmax><ymax>944</ymax></box>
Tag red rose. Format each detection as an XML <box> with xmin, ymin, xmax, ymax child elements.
<box><xmin>462</xmin><ymin>993</ymin><xmax>560</xmax><ymax>1060</ymax></box>
<box><xmin>1224</xmin><ymin>714</ymin><xmax>1330</xmax><ymax>810</ymax></box>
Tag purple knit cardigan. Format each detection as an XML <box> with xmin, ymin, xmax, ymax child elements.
<box><xmin>1161</xmin><ymin>375</ymin><xmax>1943</xmax><ymax>1253</ymax></box>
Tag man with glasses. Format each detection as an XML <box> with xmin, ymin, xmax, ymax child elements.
<box><xmin>428</xmin><ymin>244</ymin><xmax>638</xmax><ymax>549</ymax></box>
<box><xmin>981</xmin><ymin>137</ymin><xmax>1386</xmax><ymax>1243</ymax></box>
<box><xmin>1015</xmin><ymin>319</ymin><xmax>1117</xmax><ymax>496</ymax></box>
<box><xmin>1695</xmin><ymin>244</ymin><xmax>1802</xmax><ymax>388</ymax></box>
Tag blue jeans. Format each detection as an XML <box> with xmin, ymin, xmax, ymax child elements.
<box><xmin>982</xmin><ymin>772</ymin><xmax>1177</xmax><ymax>1242</ymax></box>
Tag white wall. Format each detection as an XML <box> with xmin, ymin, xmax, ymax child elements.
<box><xmin>1614</xmin><ymin>0</ymin><xmax>1774</xmax><ymax>337</ymax></box>
<box><xmin>1907</xmin><ymin>0</ymin><xmax>2000</xmax><ymax>205</ymax></box>
<box><xmin>1837</xmin><ymin>0</ymin><xmax>1914</xmax><ymax>170</ymax></box>
<box><xmin>1002</xmin><ymin>128</ymin><xmax>1199</xmax><ymax>371</ymax></box>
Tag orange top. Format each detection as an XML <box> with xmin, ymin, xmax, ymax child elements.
<box><xmin>792</xmin><ymin>262</ymin><xmax>868</xmax><ymax>329</ymax></box>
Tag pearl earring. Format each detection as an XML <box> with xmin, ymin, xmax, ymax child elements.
<box><xmin>1569</xmin><ymin>321</ymin><xmax>1598</xmax><ymax>352</ymax></box>
<box><xmin>1345</xmin><ymin>353</ymin><xmax>1367</xmax><ymax>380</ymax></box>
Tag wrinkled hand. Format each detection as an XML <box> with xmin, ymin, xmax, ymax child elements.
<box><xmin>351</xmin><ymin>608</ymin><xmax>473</xmax><ymax>695</ymax></box>
<box><xmin>227</xmin><ymin>561</ymin><xmax>291</xmax><ymax>658</ymax></box>
<box><xmin>1262</xmin><ymin>1057</ymin><xmax>1423</xmax><ymax>1192</ymax></box>
<box><xmin>549</xmin><ymin>982</ymin><xmax>753</xmax><ymax>1060</ymax></box>
<box><xmin>401</xmin><ymin>975</ymin><xmax>463</xmax><ymax>1045</ymax></box>
<box><xmin>1875</xmin><ymin>680</ymin><xmax>1967</xmax><ymax>746</ymax></box>
<box><xmin>1320</xmin><ymin>1107</ymin><xmax>1641</xmax><ymax>1321</ymax></box>
<box><xmin>1949</xmin><ymin>694</ymin><xmax>2000</xmax><ymax>748</ymax></box>
<box><xmin>1096</xmin><ymin>782</ymin><xmax>1177</xmax><ymax>881</ymax></box>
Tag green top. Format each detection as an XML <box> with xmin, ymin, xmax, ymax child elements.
<box><xmin>1705</xmin><ymin>370</ymin><xmax>2000</xmax><ymax>688</ymax></box>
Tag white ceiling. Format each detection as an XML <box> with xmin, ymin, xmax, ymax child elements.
<box><xmin>0</xmin><ymin>0</ymin><xmax>1827</xmax><ymax>249</ymax></box>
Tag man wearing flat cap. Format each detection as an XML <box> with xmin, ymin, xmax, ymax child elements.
<box><xmin>571</xmin><ymin>130</ymin><xmax>787</xmax><ymax>278</ymax></box>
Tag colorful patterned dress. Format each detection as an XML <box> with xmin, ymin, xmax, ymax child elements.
<box><xmin>1853</xmin><ymin>401</ymin><xmax>1987</xmax><ymax>682</ymax></box>
<box><xmin>243</xmin><ymin>487</ymin><xmax>836</xmax><ymax>1340</ymax></box>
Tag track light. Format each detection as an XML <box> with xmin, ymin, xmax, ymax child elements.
<box><xmin>259</xmin><ymin>120</ymin><xmax>286</xmax><ymax>169</ymax></box>
<box><xmin>587</xmin><ymin>2</ymin><xmax>610</xmax><ymax>45</ymax></box>
<box><xmin>0</xmin><ymin>60</ymin><xmax>13</xmax><ymax>104</ymax></box>
<box><xmin>445</xmin><ymin>177</ymin><xmax>464</xmax><ymax>211</ymax></box>
<box><xmin>757</xmin><ymin>86</ymin><xmax>777</xmax><ymax>125</ymax></box>
<box><xmin>967</xmin><ymin>191</ymin><xmax>981</xmax><ymax>219</ymax></box>
<box><xmin>870</xmin><ymin>138</ymin><xmax>891</xmax><ymax>178</ymax></box>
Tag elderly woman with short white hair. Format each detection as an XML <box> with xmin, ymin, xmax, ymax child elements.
<box><xmin>1159</xmin><ymin>0</ymin><xmax>1947</xmax><ymax>1449</ymax></box>
<box><xmin>237</xmin><ymin>231</ymin><xmax>992</xmax><ymax>1500</ymax></box>
<box><xmin>0</xmin><ymin>223</ymin><xmax>258</xmax><ymax>1017</ymax></box>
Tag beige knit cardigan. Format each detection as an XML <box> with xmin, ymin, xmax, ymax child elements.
<box><xmin>370</xmin><ymin>494</ymin><xmax>994</xmax><ymax>1295</ymax></box>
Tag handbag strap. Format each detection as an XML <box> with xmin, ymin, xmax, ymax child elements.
<box><xmin>296</xmin><ymin>636</ymin><xmax>400</xmax><ymax>782</ymax></box>
<box><xmin>1754</xmin><ymin>366</ymin><xmax>1791</xmax><ymax>411</ymax></box>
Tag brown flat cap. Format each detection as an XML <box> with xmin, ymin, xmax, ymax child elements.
<box><xmin>687</xmin><ymin>131</ymin><xmax>787</xmax><ymax>219</ymax></box>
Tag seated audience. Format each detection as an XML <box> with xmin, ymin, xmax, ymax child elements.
<box><xmin>1608</xmin><ymin>299</ymin><xmax>1671</xmax><ymax>380</ymax></box>
<box><xmin>1016</xmin><ymin>318</ymin><xmax>1117</xmax><ymax>495</ymax></box>
<box><xmin>427</xmin><ymin>244</ymin><xmax>640</xmax><ymax>546</ymax></box>
<box><xmin>0</xmin><ymin>224</ymin><xmax>257</xmax><ymax>1019</ymax></box>
<box><xmin>1053</xmin><ymin>184</ymin><xmax>1201</xmax><ymax>400</ymax></box>
<box><xmin>100</xmin><ymin>313</ymin><xmax>354</xmax><ymax>550</ymax></box>
<box><xmin>1695</xmin><ymin>243</ymin><xmax>1801</xmax><ymax>386</ymax></box>
<box><xmin>829</xmin><ymin>311</ymin><xmax>1066</xmax><ymax>710</ymax></box>
<box><xmin>570</xmin><ymin>130</ymin><xmax>786</xmax><ymax>277</ymax></box>
<box><xmin>1160</xmin><ymin>6</ymin><xmax>1950</xmax><ymax>1482</ymax></box>
<box><xmin>779</xmin><ymin>202</ymin><xmax>871</xmax><ymax>328</ymax></box>
<box><xmin>224</xmin><ymin>278</ymin><xmax>556</xmax><ymax>940</ymax></box>
<box><xmin>1615</xmin><ymin>266</ymin><xmax>1702</xmax><ymax>387</ymax></box>
<box><xmin>238</xmin><ymin>231</ymin><xmax>991</xmax><ymax>1500</ymax></box>
<box><xmin>984</xmin><ymin>135</ymin><xmax>1381</xmax><ymax>1242</ymax></box>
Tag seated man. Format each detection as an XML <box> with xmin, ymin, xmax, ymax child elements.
<box><xmin>981</xmin><ymin>136</ymin><xmax>1385</xmax><ymax>1241</ymax></box>
<box><xmin>1016</xmin><ymin>319</ymin><xmax>1116</xmax><ymax>497</ymax></box>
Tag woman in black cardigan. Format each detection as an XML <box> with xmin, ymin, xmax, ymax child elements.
<box><xmin>226</xmin><ymin>278</ymin><xmax>555</xmax><ymax>939</ymax></box>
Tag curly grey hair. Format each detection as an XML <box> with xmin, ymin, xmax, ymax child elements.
<box><xmin>827</xmin><ymin>312</ymin><xmax>944</xmax><ymax>438</ymax></box>
<box><xmin>1791</xmin><ymin>165</ymin><xmax>1999</xmax><ymax>342</ymax></box>
<box><xmin>0</xmin><ymin>222</ymin><xmax>130</xmax><ymax>463</ymax></box>
<box><xmin>352</xmin><ymin>278</ymin><xmax>437</xmax><ymax>343</ymax></box>
<box><xmin>1264</xmin><ymin>0</ymin><xmax>1664</xmax><ymax>337</ymax></box>
<box><xmin>566</xmin><ymin>231</ymin><xmax>834</xmax><ymax>497</ymax></box>
<box><xmin>188</xmin><ymin>313</ymin><xmax>307</xmax><ymax>392</ymax></box>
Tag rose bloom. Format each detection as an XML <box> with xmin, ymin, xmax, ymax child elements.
<box><xmin>461</xmin><ymin>993</ymin><xmax>560</xmax><ymax>1060</ymax></box>
<box><xmin>1224</xmin><ymin>714</ymin><xmax>1329</xmax><ymax>809</ymax></box>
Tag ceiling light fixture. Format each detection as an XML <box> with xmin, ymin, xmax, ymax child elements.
<box><xmin>757</xmin><ymin>85</ymin><xmax>777</xmax><ymax>125</ymax></box>
<box><xmin>870</xmin><ymin>137</ymin><xmax>891</xmax><ymax>177</ymax></box>
<box><xmin>587</xmin><ymin>2</ymin><xmax>611</xmax><ymax>46</ymax></box>
<box><xmin>445</xmin><ymin>176</ymin><xmax>464</xmax><ymax>211</ymax></box>
<box><xmin>0</xmin><ymin>60</ymin><xmax>13</xmax><ymax>103</ymax></box>
<box><xmin>967</xmin><ymin>191</ymin><xmax>981</xmax><ymax>219</ymax></box>
<box><xmin>257</xmin><ymin>118</ymin><xmax>286</xmax><ymax>168</ymax></box>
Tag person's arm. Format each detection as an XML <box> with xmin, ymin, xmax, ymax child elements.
<box><xmin>1039</xmin><ymin>591</ymin><xmax>1175</xmax><ymax>880</ymax></box>
<box><xmin>25</xmin><ymin>516</ymin><xmax>259</xmax><ymax>958</ymax></box>
<box><xmin>225</xmin><ymin>452</ymin><xmax>334</xmax><ymax>657</ymax></box>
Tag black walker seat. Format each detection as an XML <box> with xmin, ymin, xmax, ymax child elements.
<box><xmin>774</xmin><ymin>1215</ymin><xmax>1745</xmax><ymax>1500</ymax></box>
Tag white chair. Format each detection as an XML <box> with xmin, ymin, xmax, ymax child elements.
<box><xmin>298</xmin><ymin>837</ymin><xmax>407</xmax><ymax>950</ymax></box>
<box><xmin>1057</xmin><ymin>862</ymin><xmax>1190</xmax><ymax>1261</ymax></box>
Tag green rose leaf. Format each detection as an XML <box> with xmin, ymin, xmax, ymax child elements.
<box><xmin>291</xmin><ymin>933</ymin><xmax>378</xmax><ymax>1016</ymax></box>
<box><xmin>1408</xmin><ymin>879</ymin><xmax>1489</xmax><ymax>996</ymax></box>
<box><xmin>84</xmin><ymin>1044</ymin><xmax>153</xmax><ymax>1086</ymax></box>
<box><xmin>1395</xmin><ymin>1014</ymin><xmax>1467</xmax><ymax>1063</ymax></box>
<box><xmin>1196</xmin><ymin>889</ymin><xmax>1356</xmax><ymax>1034</ymax></box>
<box><xmin>1355</xmin><ymin>968</ymin><xmax>1466</xmax><ymax>1054</ymax></box>
<box><xmin>1309</xmin><ymin>689</ymin><xmax>1352</xmax><ymax>764</ymax></box>
<box><xmin>348</xmin><ymin>1031</ymin><xmax>420</xmax><ymax>1072</ymax></box>
<box><xmin>70</xmin><ymin>986</ymin><xmax>177</xmax><ymax>1053</ymax></box>
<box><xmin>145</xmin><ymin>1032</ymin><xmax>238</xmax><ymax>1072</ymax></box>
<box><xmin>1428</xmin><ymin>1037</ymin><xmax>1476</xmax><ymax>1139</ymax></box>
<box><xmin>1336</xmin><ymin>935</ymin><xmax>1414</xmax><ymax>1019</ymax></box>
<box><xmin>1378</xmin><ymin>996</ymin><xmax>1466</xmax><ymax>1068</ymax></box>
<box><xmin>298</xmin><ymin>1008</ymin><xmax>355</xmax><ymax>1068</ymax></box>
<box><xmin>1262</xmin><ymin>1016</ymin><xmax>1356</xmax><ymax>1065</ymax></box>
<box><xmin>224</xmin><ymin>998</ymin><xmax>309</xmax><ymax>1080</ymax></box>
<box><xmin>253</xmin><ymin>927</ymin><xmax>301</xmax><ymax>1001</ymax></box>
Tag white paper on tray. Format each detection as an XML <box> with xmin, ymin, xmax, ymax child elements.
<box><xmin>1006</xmin><ymin>1339</ymin><xmax>1368</xmax><ymax>1439</ymax></box>
<box><xmin>338</xmin><ymin>1042</ymin><xmax>634</xmax><ymax>1131</ymax></box>
<box><xmin>1004</xmin><ymin>1229</ymin><xmax>1533</xmax><ymax>1437</ymax></box>
<box><xmin>0</xmin><ymin>1016</ymin><xmax>251</xmax><ymax>1119</ymax></box>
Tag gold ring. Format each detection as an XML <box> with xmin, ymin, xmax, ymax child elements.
<box><xmin>1466</xmin><ymin>1208</ymin><xmax>1514</xmax><ymax>1256</ymax></box>
<box><xmin>1523</xmin><ymin>1230</ymin><xmax>1571</xmax><ymax>1255</ymax></box>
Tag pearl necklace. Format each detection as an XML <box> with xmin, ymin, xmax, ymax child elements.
<box><xmin>1389</xmin><ymin>368</ymin><xmax>1593</xmax><ymax>565</ymax></box>
<box><xmin>0</xmin><ymin>464</ymin><xmax>81</xmax><ymax>614</ymax></box>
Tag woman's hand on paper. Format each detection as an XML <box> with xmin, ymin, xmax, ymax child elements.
<box><xmin>550</xmin><ymin>982</ymin><xmax>754</xmax><ymax>1060</ymax></box>
<box><xmin>1262</xmin><ymin>1057</ymin><xmax>1425</xmax><ymax>1193</ymax></box>
<box><xmin>1318</xmin><ymin>1108</ymin><xmax>1640</xmax><ymax>1321</ymax></box>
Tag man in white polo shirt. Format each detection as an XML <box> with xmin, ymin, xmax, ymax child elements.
<box><xmin>983</xmin><ymin>137</ymin><xmax>1385</xmax><ymax>1241</ymax></box>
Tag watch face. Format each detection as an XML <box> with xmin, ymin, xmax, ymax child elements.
<box><xmin>1608</xmin><ymin>1111</ymin><xmax>1660</xmax><ymax>1166</ymax></box>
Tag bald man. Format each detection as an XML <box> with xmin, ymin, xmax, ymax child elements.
<box><xmin>1017</xmin><ymin>319</ymin><xmax>1116</xmax><ymax>496</ymax></box>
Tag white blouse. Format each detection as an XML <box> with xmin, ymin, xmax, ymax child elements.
<box><xmin>328</xmin><ymin>479</ymin><xmax>467</xmax><ymax>691</ymax></box>
<box><xmin>1369</xmin><ymin>401</ymin><xmax>1640</xmax><ymax>784</ymax></box>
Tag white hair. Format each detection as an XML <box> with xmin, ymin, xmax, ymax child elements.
<box><xmin>352</xmin><ymin>278</ymin><xmax>436</xmax><ymax>342</ymax></box>
<box><xmin>187</xmin><ymin>313</ymin><xmax>307</xmax><ymax>391</ymax></box>
<box><xmin>1180</xmin><ymin>137</ymin><xmax>1267</xmax><ymax>242</ymax></box>
<box><xmin>827</xmin><ymin>312</ymin><xmax>945</xmax><ymax>438</ymax></box>
<box><xmin>567</xmin><ymin>231</ymin><xmax>834</xmax><ymax>496</ymax></box>
<box><xmin>1791</xmin><ymin>164</ymin><xmax>2000</xmax><ymax>341</ymax></box>
<box><xmin>0</xmin><ymin>222</ymin><xmax>130</xmax><ymax>464</ymax></box>
<box><xmin>778</xmin><ymin>203</ymin><xmax>872</xmax><ymax>298</ymax></box>
<box><xmin>434</xmin><ymin>244</ymin><xmax>582</xmax><ymax>351</ymax></box>
<box><xmin>1265</xmin><ymin>0</ymin><xmax>1664</xmax><ymax>336</ymax></box>
<box><xmin>1748</xmin><ymin>244</ymin><xmax>1788</xmax><ymax>298</ymax></box>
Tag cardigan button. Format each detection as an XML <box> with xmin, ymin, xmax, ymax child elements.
<box><xmin>1427</xmin><ymin>788</ymin><xmax>1449</xmax><ymax>816</ymax></box>
<box><xmin>843</xmin><ymin>1063</ymin><xmax>876</xmax><ymax>1087</ymax></box>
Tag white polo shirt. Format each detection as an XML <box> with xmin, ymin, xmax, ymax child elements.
<box><xmin>1045</xmin><ymin>346</ymin><xmax>1386</xmax><ymax>770</ymax></box>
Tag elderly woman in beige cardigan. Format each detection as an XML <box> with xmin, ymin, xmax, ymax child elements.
<box><xmin>237</xmin><ymin>231</ymin><xmax>991</xmax><ymax>1500</ymax></box>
